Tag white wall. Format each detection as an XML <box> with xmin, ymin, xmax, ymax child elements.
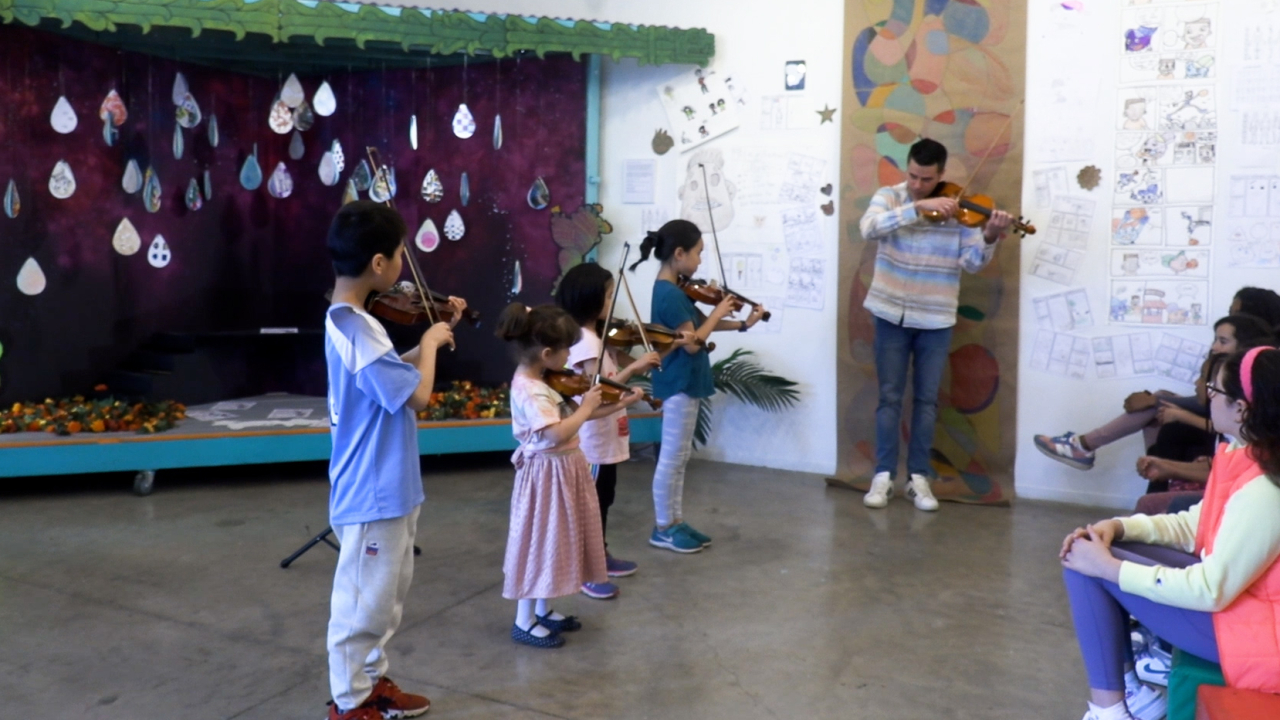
<box><xmin>1020</xmin><ymin>2</ymin><xmax>1267</xmax><ymax>508</ymax></box>
<box><xmin>376</xmin><ymin>0</ymin><xmax>847</xmax><ymax>475</ymax></box>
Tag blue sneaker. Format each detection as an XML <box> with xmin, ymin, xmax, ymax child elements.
<box><xmin>1034</xmin><ymin>431</ymin><xmax>1095</xmax><ymax>470</ymax></box>
<box><xmin>649</xmin><ymin>525</ymin><xmax>703</xmax><ymax>553</ymax></box>
<box><xmin>605</xmin><ymin>554</ymin><xmax>638</xmax><ymax>578</ymax></box>
<box><xmin>580</xmin><ymin>581</ymin><xmax>619</xmax><ymax>599</ymax></box>
<box><xmin>674</xmin><ymin>522</ymin><xmax>711</xmax><ymax>547</ymax></box>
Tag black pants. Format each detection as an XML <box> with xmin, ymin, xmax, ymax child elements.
<box><xmin>595</xmin><ymin>463</ymin><xmax>618</xmax><ymax>544</ymax></box>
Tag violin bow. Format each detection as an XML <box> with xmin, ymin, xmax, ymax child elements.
<box><xmin>366</xmin><ymin>146</ymin><xmax>455</xmax><ymax>349</ymax></box>
<box><xmin>618</xmin><ymin>254</ymin><xmax>661</xmax><ymax>373</ymax></box>
<box><xmin>953</xmin><ymin>98</ymin><xmax>1024</xmax><ymax>199</ymax></box>
<box><xmin>697</xmin><ymin>163</ymin><xmax>770</xmax><ymax>321</ymax></box>
<box><xmin>594</xmin><ymin>244</ymin><xmax>630</xmax><ymax>387</ymax></box>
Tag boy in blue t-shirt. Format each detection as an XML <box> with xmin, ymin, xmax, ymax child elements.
<box><xmin>323</xmin><ymin>201</ymin><xmax>463</xmax><ymax>720</ymax></box>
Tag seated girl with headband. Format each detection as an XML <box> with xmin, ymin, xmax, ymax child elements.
<box><xmin>1059</xmin><ymin>345</ymin><xmax>1280</xmax><ymax>720</ymax></box>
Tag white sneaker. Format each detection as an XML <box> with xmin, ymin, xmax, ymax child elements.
<box><xmin>863</xmin><ymin>472</ymin><xmax>893</xmax><ymax>508</ymax></box>
<box><xmin>1126</xmin><ymin>683</ymin><xmax>1167</xmax><ymax>720</ymax></box>
<box><xmin>906</xmin><ymin>474</ymin><xmax>939</xmax><ymax>511</ymax></box>
<box><xmin>1135</xmin><ymin>646</ymin><xmax>1172</xmax><ymax>687</ymax></box>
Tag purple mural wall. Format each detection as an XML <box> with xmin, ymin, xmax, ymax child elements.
<box><xmin>0</xmin><ymin>24</ymin><xmax>587</xmax><ymax>404</ymax></box>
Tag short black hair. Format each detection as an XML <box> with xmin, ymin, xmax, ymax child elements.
<box><xmin>327</xmin><ymin>200</ymin><xmax>407</xmax><ymax>278</ymax></box>
<box><xmin>554</xmin><ymin>263</ymin><xmax>613</xmax><ymax>327</ymax></box>
<box><xmin>1215</xmin><ymin>313</ymin><xmax>1275</xmax><ymax>350</ymax></box>
<box><xmin>908</xmin><ymin>138</ymin><xmax>948</xmax><ymax>170</ymax></box>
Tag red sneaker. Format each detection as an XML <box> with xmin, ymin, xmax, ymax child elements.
<box><xmin>370</xmin><ymin>676</ymin><xmax>431</xmax><ymax>718</ymax></box>
<box><xmin>327</xmin><ymin>700</ymin><xmax>383</xmax><ymax>720</ymax></box>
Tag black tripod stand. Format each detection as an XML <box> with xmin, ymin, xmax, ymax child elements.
<box><xmin>280</xmin><ymin>526</ymin><xmax>421</xmax><ymax>569</ymax></box>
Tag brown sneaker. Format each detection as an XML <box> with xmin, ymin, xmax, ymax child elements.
<box><xmin>327</xmin><ymin>699</ymin><xmax>383</xmax><ymax>720</ymax></box>
<box><xmin>370</xmin><ymin>676</ymin><xmax>431</xmax><ymax>718</ymax></box>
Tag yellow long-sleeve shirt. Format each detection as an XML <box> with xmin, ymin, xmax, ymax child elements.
<box><xmin>1118</xmin><ymin>443</ymin><xmax>1280</xmax><ymax>612</ymax></box>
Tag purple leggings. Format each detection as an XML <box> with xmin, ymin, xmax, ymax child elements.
<box><xmin>1062</xmin><ymin>542</ymin><xmax>1219</xmax><ymax>691</ymax></box>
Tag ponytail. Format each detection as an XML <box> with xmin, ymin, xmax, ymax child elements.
<box><xmin>628</xmin><ymin>219</ymin><xmax>702</xmax><ymax>272</ymax></box>
<box><xmin>495</xmin><ymin>302</ymin><xmax>532</xmax><ymax>342</ymax></box>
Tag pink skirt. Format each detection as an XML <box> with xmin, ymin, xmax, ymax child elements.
<box><xmin>502</xmin><ymin>448</ymin><xmax>607</xmax><ymax>599</ymax></box>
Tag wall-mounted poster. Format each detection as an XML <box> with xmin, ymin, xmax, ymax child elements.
<box><xmin>657</xmin><ymin>67</ymin><xmax>741</xmax><ymax>152</ymax></box>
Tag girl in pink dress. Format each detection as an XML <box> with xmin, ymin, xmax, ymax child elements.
<box><xmin>495</xmin><ymin>303</ymin><xmax>620</xmax><ymax>648</ymax></box>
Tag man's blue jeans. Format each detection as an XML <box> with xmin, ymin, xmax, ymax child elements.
<box><xmin>873</xmin><ymin>316</ymin><xmax>953</xmax><ymax>478</ymax></box>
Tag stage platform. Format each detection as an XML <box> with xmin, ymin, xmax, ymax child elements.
<box><xmin>0</xmin><ymin>394</ymin><xmax>662</xmax><ymax>494</ymax></box>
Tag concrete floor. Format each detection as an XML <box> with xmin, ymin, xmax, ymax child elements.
<box><xmin>0</xmin><ymin>455</ymin><xmax>1103</xmax><ymax>720</ymax></box>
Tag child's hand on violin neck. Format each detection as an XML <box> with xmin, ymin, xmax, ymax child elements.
<box><xmin>915</xmin><ymin>196</ymin><xmax>958</xmax><ymax>218</ymax></box>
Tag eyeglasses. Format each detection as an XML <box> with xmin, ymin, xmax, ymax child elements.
<box><xmin>1206</xmin><ymin>383</ymin><xmax>1227</xmax><ymax>398</ymax></box>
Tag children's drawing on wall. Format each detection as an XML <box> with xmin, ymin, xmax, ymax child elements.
<box><xmin>1113</xmin><ymin>207</ymin><xmax>1160</xmax><ymax>245</ymax></box>
<box><xmin>1122</xmin><ymin>5</ymin><xmax>1216</xmax><ymax>54</ymax></box>
<box><xmin>1121</xmin><ymin>52</ymin><xmax>1215</xmax><ymax>84</ymax></box>
<box><xmin>1115</xmin><ymin>131</ymin><xmax>1215</xmax><ymax>168</ymax></box>
<box><xmin>1033</xmin><ymin>166</ymin><xmax>1069</xmax><ymax>208</ymax></box>
<box><xmin>1110</xmin><ymin>248</ymin><xmax>1210</xmax><ymax>277</ymax></box>
<box><xmin>656</xmin><ymin>67</ymin><xmax>741</xmax><ymax>152</ymax></box>
<box><xmin>1044</xmin><ymin>196</ymin><xmax>1095</xmax><ymax>251</ymax></box>
<box><xmin>1092</xmin><ymin>332</ymin><xmax>1156</xmax><ymax>379</ymax></box>
<box><xmin>1115</xmin><ymin>166</ymin><xmax>1165</xmax><ymax>205</ymax></box>
<box><xmin>1034</xmin><ymin>288</ymin><xmax>1094</xmax><ymax>332</ymax></box>
<box><xmin>1154</xmin><ymin>333</ymin><xmax>1210</xmax><ymax>386</ymax></box>
<box><xmin>1111</xmin><ymin>206</ymin><xmax>1212</xmax><ymax>247</ymax></box>
<box><xmin>1116</xmin><ymin>87</ymin><xmax>1216</xmax><ymax>132</ymax></box>
<box><xmin>1226</xmin><ymin>174</ymin><xmax>1280</xmax><ymax>267</ymax></box>
<box><xmin>678</xmin><ymin>148</ymin><xmax>737</xmax><ymax>234</ymax></box>
<box><xmin>1031</xmin><ymin>329</ymin><xmax>1092</xmax><ymax>379</ymax></box>
<box><xmin>1109</xmin><ymin>280</ymin><xmax>1208</xmax><ymax>326</ymax></box>
<box><xmin>1172</xmin><ymin>206</ymin><xmax>1212</xmax><ymax>245</ymax></box>
<box><xmin>1031</xmin><ymin>242</ymin><xmax>1086</xmax><ymax>286</ymax></box>
<box><xmin>783</xmin><ymin>61</ymin><xmax>806</xmax><ymax>91</ymax></box>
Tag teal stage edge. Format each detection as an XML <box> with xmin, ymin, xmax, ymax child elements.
<box><xmin>0</xmin><ymin>413</ymin><xmax>662</xmax><ymax>489</ymax></box>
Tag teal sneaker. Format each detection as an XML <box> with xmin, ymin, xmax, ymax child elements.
<box><xmin>674</xmin><ymin>522</ymin><xmax>711</xmax><ymax>547</ymax></box>
<box><xmin>649</xmin><ymin>525</ymin><xmax>703</xmax><ymax>553</ymax></box>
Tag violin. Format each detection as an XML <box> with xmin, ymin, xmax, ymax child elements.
<box><xmin>678</xmin><ymin>275</ymin><xmax>772</xmax><ymax>322</ymax></box>
<box><xmin>921</xmin><ymin>181</ymin><xmax>1036</xmax><ymax>236</ymax></box>
<box><xmin>364</xmin><ymin>282</ymin><xmax>481</xmax><ymax>327</ymax></box>
<box><xmin>542</xmin><ymin>368</ymin><xmax>662</xmax><ymax>409</ymax></box>
<box><xmin>603</xmin><ymin>319</ymin><xmax>714</xmax><ymax>353</ymax></box>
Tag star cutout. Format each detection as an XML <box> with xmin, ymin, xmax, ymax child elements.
<box><xmin>817</xmin><ymin>104</ymin><xmax>837</xmax><ymax>124</ymax></box>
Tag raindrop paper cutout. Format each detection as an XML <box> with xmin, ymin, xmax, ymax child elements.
<box><xmin>268</xmin><ymin>162</ymin><xmax>294</xmax><ymax>199</ymax></box>
<box><xmin>112</xmin><ymin>217</ymin><xmax>141</xmax><ymax>256</ymax></box>
<box><xmin>122</xmin><ymin>160</ymin><xmax>142</xmax><ymax>194</ymax></box>
<box><xmin>185</xmin><ymin>178</ymin><xmax>203</xmax><ymax>211</ymax></box>
<box><xmin>292</xmin><ymin>100</ymin><xmax>315</xmax><ymax>132</ymax></box>
<box><xmin>17</xmin><ymin>257</ymin><xmax>46</xmax><ymax>295</ymax></box>
<box><xmin>511</xmin><ymin>259</ymin><xmax>522</xmax><ymax>295</ymax></box>
<box><xmin>173</xmin><ymin>123</ymin><xmax>185</xmax><ymax>160</ymax></box>
<box><xmin>143</xmin><ymin>166</ymin><xmax>162</xmax><ymax>212</ymax></box>
<box><xmin>49</xmin><ymin>160</ymin><xmax>76</xmax><ymax>199</ymax></box>
<box><xmin>341</xmin><ymin>179</ymin><xmax>359</xmax><ymax>205</ymax></box>
<box><xmin>281</xmin><ymin>73</ymin><xmax>305</xmax><ymax>108</ymax></box>
<box><xmin>460</xmin><ymin>172</ymin><xmax>470</xmax><ymax>207</ymax></box>
<box><xmin>240</xmin><ymin>145</ymin><xmax>263</xmax><ymax>190</ymax></box>
<box><xmin>50</xmin><ymin>96</ymin><xmax>77</xmax><ymax>134</ymax></box>
<box><xmin>289</xmin><ymin>130</ymin><xmax>305</xmax><ymax>160</ymax></box>
<box><xmin>203</xmin><ymin>169</ymin><xmax>213</xmax><ymax>200</ymax></box>
<box><xmin>493</xmin><ymin>114</ymin><xmax>503</xmax><ymax>150</ymax></box>
<box><xmin>331</xmin><ymin>139</ymin><xmax>346</xmax><ymax>173</ymax></box>
<box><xmin>319</xmin><ymin>151</ymin><xmax>339</xmax><ymax>186</ymax></box>
<box><xmin>415</xmin><ymin>217</ymin><xmax>441</xmax><ymax>253</ymax></box>
<box><xmin>410</xmin><ymin>114</ymin><xmax>418</xmax><ymax>151</ymax></box>
<box><xmin>452</xmin><ymin>103</ymin><xmax>476</xmax><ymax>139</ymax></box>
<box><xmin>444</xmin><ymin>209</ymin><xmax>465</xmax><ymax>241</ymax></box>
<box><xmin>147</xmin><ymin>236</ymin><xmax>172</xmax><ymax>268</ymax></box>
<box><xmin>4</xmin><ymin>179</ymin><xmax>18</xmax><ymax>218</ymax></box>
<box><xmin>208</xmin><ymin>114</ymin><xmax>220</xmax><ymax>148</ymax></box>
<box><xmin>352</xmin><ymin>160</ymin><xmax>372</xmax><ymax>192</ymax></box>
<box><xmin>369</xmin><ymin>167</ymin><xmax>391</xmax><ymax>203</ymax></box>
<box><xmin>269</xmin><ymin>98</ymin><xmax>293</xmax><ymax>134</ymax></box>
<box><xmin>527</xmin><ymin>177</ymin><xmax>550</xmax><ymax>210</ymax></box>
<box><xmin>172</xmin><ymin>72</ymin><xmax>189</xmax><ymax>105</ymax></box>
<box><xmin>175</xmin><ymin>94</ymin><xmax>202</xmax><ymax>129</ymax></box>
<box><xmin>420</xmin><ymin>169</ymin><xmax>443</xmax><ymax>203</ymax></box>
<box><xmin>314</xmin><ymin>81</ymin><xmax>337</xmax><ymax>117</ymax></box>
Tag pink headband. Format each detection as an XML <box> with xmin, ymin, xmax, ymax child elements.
<box><xmin>1241</xmin><ymin>346</ymin><xmax>1270</xmax><ymax>403</ymax></box>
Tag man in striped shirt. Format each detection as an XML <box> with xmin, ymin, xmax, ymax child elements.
<box><xmin>859</xmin><ymin>139</ymin><xmax>1012</xmax><ymax>512</ymax></box>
